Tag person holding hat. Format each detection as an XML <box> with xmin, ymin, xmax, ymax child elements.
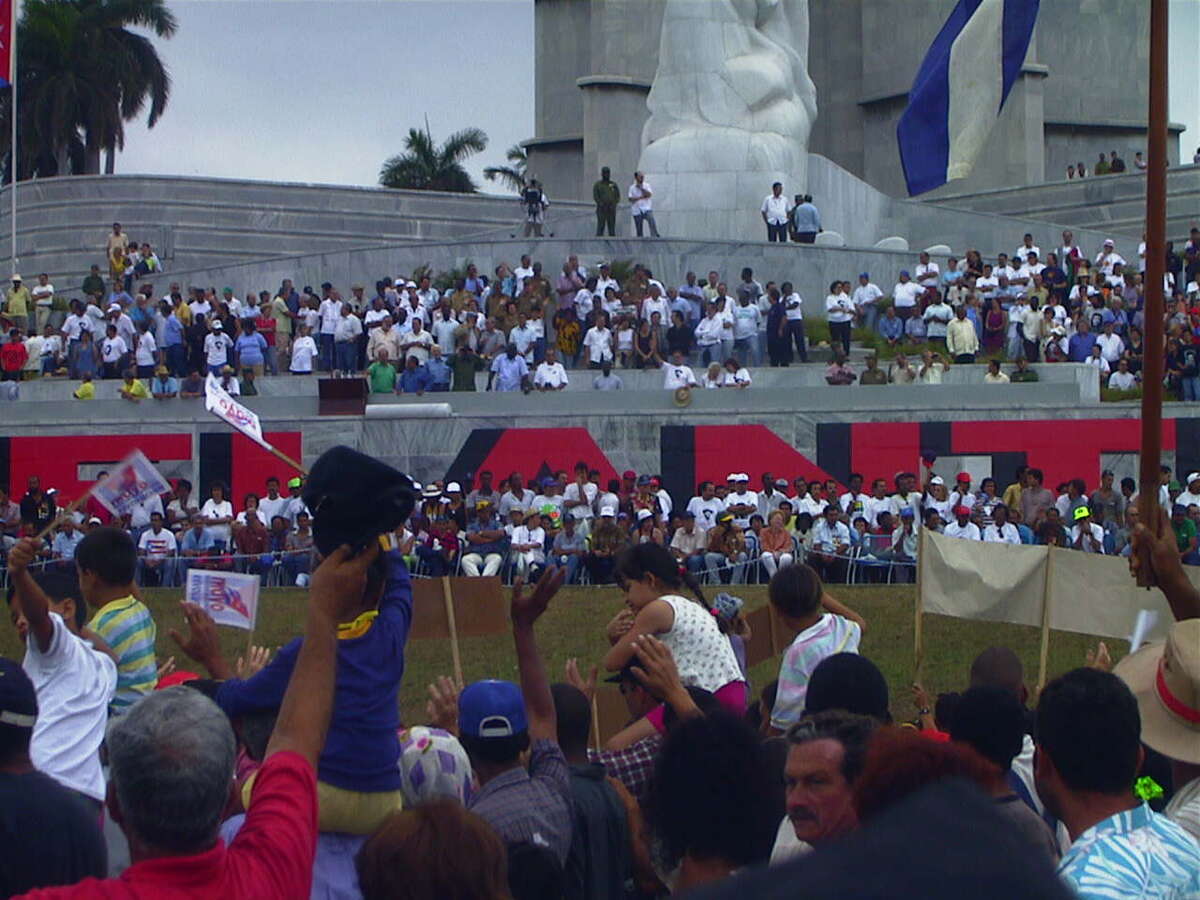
<box><xmin>1069</xmin><ymin>506</ymin><xmax>1105</xmax><ymax>554</ymax></box>
<box><xmin>0</xmin><ymin>657</ymin><xmax>108</xmax><ymax>895</ymax></box>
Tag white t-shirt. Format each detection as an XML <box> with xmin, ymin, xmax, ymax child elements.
<box><xmin>784</xmin><ymin>292</ymin><xmax>805</xmax><ymax>321</ymax></box>
<box><xmin>943</xmin><ymin>521</ymin><xmax>981</xmax><ymax>541</ymax></box>
<box><xmin>892</xmin><ymin>281</ymin><xmax>922</xmax><ymax>309</ymax></box>
<box><xmin>686</xmin><ymin>496</ymin><xmax>725</xmax><ymax>530</ymax></box>
<box><xmin>62</xmin><ymin>314</ymin><xmax>92</xmax><ymax>341</ymax></box>
<box><xmin>511</xmin><ymin>525</ymin><xmax>546</xmax><ymax>565</ymax></box>
<box><xmin>291</xmin><ymin>335</ymin><xmax>317</xmax><ymax>372</ymax></box>
<box><xmin>723</xmin><ymin>367</ymin><xmax>752</xmax><ymax>387</ymax></box>
<box><xmin>983</xmin><ymin>522</ymin><xmax>1020</xmax><ymax>544</ymax></box>
<box><xmin>134</xmin><ymin>331</ymin><xmax>157</xmax><ymax>366</ymax></box>
<box><xmin>138</xmin><ymin>526</ymin><xmax>178</xmax><ymax>558</ymax></box>
<box><xmin>23</xmin><ymin>613</ymin><xmax>117</xmax><ymax>801</ymax></box>
<box><xmin>400</xmin><ymin>329</ymin><xmax>433</xmax><ymax>365</ymax></box>
<box><xmin>32</xmin><ymin>282</ymin><xmax>55</xmax><ymax>307</ymax></box>
<box><xmin>761</xmin><ymin>193</ymin><xmax>790</xmax><ymax>225</ymax></box>
<box><xmin>1108</xmin><ymin>370</ymin><xmax>1137</xmax><ymax>390</ymax></box>
<box><xmin>257</xmin><ymin>495</ymin><xmax>291</xmax><ymax>527</ymax></box>
<box><xmin>100</xmin><ymin>335</ymin><xmax>127</xmax><ymax>363</ymax></box>
<box><xmin>724</xmin><ymin>490</ymin><xmax>758</xmax><ymax>528</ymax></box>
<box><xmin>915</xmin><ymin>262</ymin><xmax>940</xmax><ymax>286</ymax></box>
<box><xmin>200</xmin><ymin>498</ymin><xmax>234</xmax><ymax>542</ymax></box>
<box><xmin>534</xmin><ymin>361</ymin><xmax>569</xmax><ymax>389</ymax></box>
<box><xmin>628</xmin><ymin>181</ymin><xmax>654</xmax><ymax>214</ymax></box>
<box><xmin>204</xmin><ymin>332</ymin><xmax>232</xmax><ymax>366</ymax></box>
<box><xmin>662</xmin><ymin>362</ymin><xmax>697</xmax><ymax>390</ymax></box>
<box><xmin>851</xmin><ymin>283</ymin><xmax>882</xmax><ymax>311</ymax></box>
<box><xmin>825</xmin><ymin>293</ymin><xmax>855</xmax><ymax>324</ymax></box>
<box><xmin>563</xmin><ymin>482</ymin><xmax>598</xmax><ymax>520</ymax></box>
<box><xmin>318</xmin><ymin>298</ymin><xmax>341</xmax><ymax>334</ymax></box>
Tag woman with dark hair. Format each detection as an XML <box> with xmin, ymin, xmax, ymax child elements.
<box><xmin>601</xmin><ymin>543</ymin><xmax>747</xmax><ymax>750</ymax></box>
<box><xmin>647</xmin><ymin>711</ymin><xmax>780</xmax><ymax>893</ymax></box>
<box><xmin>634</xmin><ymin>318</ymin><xmax>658</xmax><ymax>369</ymax></box>
<box><xmin>356</xmin><ymin>799</ymin><xmax>511</xmax><ymax>900</ymax></box>
<box><xmin>982</xmin><ymin>297</ymin><xmax>1007</xmax><ymax>353</ymax></box>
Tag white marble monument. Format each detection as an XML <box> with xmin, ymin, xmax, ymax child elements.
<box><xmin>637</xmin><ymin>0</ymin><xmax>817</xmax><ymax>241</ymax></box>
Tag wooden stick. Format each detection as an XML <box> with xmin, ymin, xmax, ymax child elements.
<box><xmin>590</xmin><ymin>696</ymin><xmax>601</xmax><ymax>751</ymax></box>
<box><xmin>262</xmin><ymin>442</ymin><xmax>308</xmax><ymax>477</ymax></box>
<box><xmin>1136</xmin><ymin>0</ymin><xmax>1168</xmax><ymax>587</ymax></box>
<box><xmin>1037</xmin><ymin>546</ymin><xmax>1055</xmax><ymax>694</ymax></box>
<box><xmin>913</xmin><ymin>526</ymin><xmax>926</xmax><ymax>684</ymax></box>
<box><xmin>441</xmin><ymin>576</ymin><xmax>464</xmax><ymax>686</ymax></box>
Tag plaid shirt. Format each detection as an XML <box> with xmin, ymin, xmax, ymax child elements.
<box><xmin>588</xmin><ymin>734</ymin><xmax>664</xmax><ymax>805</ymax></box>
<box><xmin>469</xmin><ymin>739</ymin><xmax>573</xmax><ymax>865</ymax></box>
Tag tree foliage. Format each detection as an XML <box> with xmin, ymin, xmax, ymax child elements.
<box><xmin>379</xmin><ymin>125</ymin><xmax>487</xmax><ymax>193</ymax></box>
<box><xmin>483</xmin><ymin>143</ymin><xmax>527</xmax><ymax>194</ymax></box>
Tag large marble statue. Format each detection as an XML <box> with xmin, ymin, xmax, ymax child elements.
<box><xmin>637</xmin><ymin>0</ymin><xmax>817</xmax><ymax>240</ymax></box>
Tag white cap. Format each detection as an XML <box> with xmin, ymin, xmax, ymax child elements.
<box><xmin>929</xmin><ymin>476</ymin><xmax>944</xmax><ymax>486</ymax></box>
<box><xmin>412</xmin><ymin>481</ymin><xmax>423</xmax><ymax>491</ymax></box>
<box><xmin>446</xmin><ymin>481</ymin><xmax>462</xmax><ymax>493</ymax></box>
<box><xmin>599</xmin><ymin>506</ymin><xmax>616</xmax><ymax>517</ymax></box>
<box><xmin>726</xmin><ymin>472</ymin><xmax>738</xmax><ymax>481</ymax></box>
<box><xmin>212</xmin><ymin>320</ymin><xmax>223</xmax><ymax>329</ymax></box>
<box><xmin>636</xmin><ymin>508</ymin><xmax>652</xmax><ymax>521</ymax></box>
<box><xmin>735</xmin><ymin>472</ymin><xmax>749</xmax><ymax>482</ymax></box>
<box><xmin>1187</xmin><ymin>472</ymin><xmax>1200</xmax><ymax>485</ymax></box>
<box><xmin>107</xmin><ymin>303</ymin><xmax>121</xmax><ymax>312</ymax></box>
<box><xmin>1104</xmin><ymin>238</ymin><xmax>1114</xmax><ymax>246</ymax></box>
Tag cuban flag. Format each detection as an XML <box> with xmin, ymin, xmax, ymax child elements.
<box><xmin>897</xmin><ymin>0</ymin><xmax>1040</xmax><ymax>196</ymax></box>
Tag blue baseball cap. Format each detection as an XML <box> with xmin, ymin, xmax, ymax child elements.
<box><xmin>899</xmin><ymin>270</ymin><xmax>910</xmax><ymax>278</ymax></box>
<box><xmin>859</xmin><ymin>272</ymin><xmax>869</xmax><ymax>279</ymax></box>
<box><xmin>458</xmin><ymin>680</ymin><xmax>528</xmax><ymax>738</ymax></box>
<box><xmin>900</xmin><ymin>507</ymin><xmax>915</xmax><ymax>518</ymax></box>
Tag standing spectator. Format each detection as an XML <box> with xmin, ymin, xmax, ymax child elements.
<box><xmin>852</xmin><ymin>273</ymin><xmax>883</xmax><ymax>333</ymax></box>
<box><xmin>1037</xmin><ymin>668</ymin><xmax>1200</xmax><ymax>898</ymax></box>
<box><xmin>628</xmin><ymin>171</ymin><xmax>659</xmax><ymax>238</ymax></box>
<box><xmin>791</xmin><ymin>194</ymin><xmax>821</xmax><ymax>244</ymax></box>
<box><xmin>19</xmin><ymin>477</ymin><xmax>56</xmax><ymax>533</ymax></box>
<box><xmin>592</xmin><ymin>166</ymin><xmax>620</xmax><ymax>236</ymax></box>
<box><xmin>947</xmin><ymin>305</ymin><xmax>979</xmax><ymax>363</ymax></box>
<box><xmin>5</xmin><ymin>274</ymin><xmax>32</xmax><ymax>333</ymax></box>
<box><xmin>891</xmin><ymin>270</ymin><xmax>921</xmax><ymax>321</ymax></box>
<box><xmin>781</xmin><ymin>281</ymin><xmax>808</xmax><ymax>361</ymax></box>
<box><xmin>825</xmin><ymin>282</ymin><xmax>854</xmax><ymax>356</ymax></box>
<box><xmin>521</xmin><ymin>179</ymin><xmax>549</xmax><ymax>238</ymax></box>
<box><xmin>761</xmin><ymin>182</ymin><xmax>790</xmax><ymax>242</ymax></box>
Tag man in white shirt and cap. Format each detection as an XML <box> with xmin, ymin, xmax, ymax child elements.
<box><xmin>724</xmin><ymin>474</ymin><xmax>758</xmax><ymax>529</ymax></box>
<box><xmin>943</xmin><ymin>506</ymin><xmax>981</xmax><ymax>541</ymax></box>
<box><xmin>661</xmin><ymin>352</ymin><xmax>698</xmax><ymax>390</ymax></box>
<box><xmin>1095</xmin><ymin>239</ymin><xmax>1126</xmax><ymax>277</ymax></box>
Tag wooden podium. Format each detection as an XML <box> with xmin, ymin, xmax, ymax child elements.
<box><xmin>317</xmin><ymin>377</ymin><xmax>367</xmax><ymax>415</ymax></box>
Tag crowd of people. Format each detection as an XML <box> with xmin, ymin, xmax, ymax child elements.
<box><xmin>3</xmin><ymin>444</ymin><xmax>1199</xmax><ymax>899</ymax></box>
<box><xmin>3</xmin><ymin>223</ymin><xmax>1199</xmax><ymax>399</ymax></box>
<box><xmin>7</xmin><ymin>459</ymin><xmax>1200</xmax><ymax>598</ymax></box>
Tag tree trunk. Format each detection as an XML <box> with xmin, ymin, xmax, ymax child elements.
<box><xmin>104</xmin><ymin>145</ymin><xmax>115</xmax><ymax>174</ymax></box>
<box><xmin>55</xmin><ymin>145</ymin><xmax>70</xmax><ymax>176</ymax></box>
<box><xmin>82</xmin><ymin>131</ymin><xmax>101</xmax><ymax>175</ymax></box>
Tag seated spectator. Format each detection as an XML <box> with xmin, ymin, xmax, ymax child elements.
<box><xmin>768</xmin><ymin>564</ymin><xmax>863</xmax><ymax>733</ymax></box>
<box><xmin>550</xmin><ymin>515</ymin><xmax>587</xmax><ymax>584</ymax></box>
<box><xmin>149</xmin><ymin>365</ymin><xmax>178</xmax><ymax>399</ymax></box>
<box><xmin>859</xmin><ymin>355</ymin><xmax>887</xmax><ymax>385</ymax></box>
<box><xmin>1037</xmin><ymin>668</ymin><xmax>1200</xmax><ymax>898</ymax></box>
<box><xmin>878</xmin><ymin>305</ymin><xmax>903</xmax><ymax>348</ymax></box>
<box><xmin>180</xmin><ymin>513</ymin><xmax>230</xmax><ymax>571</ymax></box>
<box><xmin>888</xmin><ymin>353</ymin><xmax>916</xmax><ymax>384</ymax></box>
<box><xmin>982</xmin><ymin>504</ymin><xmax>1021</xmax><ymax>544</ymax></box>
<box><xmin>825</xmin><ymin>353</ymin><xmax>856</xmax><ymax>385</ymax></box>
<box><xmin>136</xmin><ymin>512</ymin><xmax>179</xmax><ymax>585</ymax></box>
<box><xmin>118</xmin><ymin>368</ymin><xmax>150</xmax><ymax>403</ymax></box>
<box><xmin>984</xmin><ymin>359</ymin><xmax>1010</xmax><ymax>383</ymax></box>
<box><xmin>1108</xmin><ymin>358</ymin><xmax>1138</xmax><ymax>390</ymax></box>
<box><xmin>533</xmin><ymin>348</ymin><xmax>568</xmax><ymax>391</ymax></box>
<box><xmin>944</xmin><ymin>506</ymin><xmax>981</xmax><ymax>540</ymax></box>
<box><xmin>702</xmin><ymin>362</ymin><xmax>725</xmax><ymax>389</ymax></box>
<box><xmin>704</xmin><ymin>512</ymin><xmax>748</xmax><ymax>584</ymax></box>
<box><xmin>809</xmin><ymin>505</ymin><xmax>851</xmax><ymax>583</ymax></box>
<box><xmin>585</xmin><ymin>507</ymin><xmax>627</xmax><ymax>584</ymax></box>
<box><xmin>1069</xmin><ymin>506</ymin><xmax>1105</xmax><ymax>554</ymax></box>
<box><xmin>461</xmin><ymin>500</ymin><xmax>507</xmax><ymax>577</ymax></box>
<box><xmin>722</xmin><ymin>357</ymin><xmax>751</xmax><ymax>388</ymax></box>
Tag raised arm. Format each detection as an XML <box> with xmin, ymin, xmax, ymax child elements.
<box><xmin>509</xmin><ymin>566</ymin><xmax>567</xmax><ymax>742</ymax></box>
<box><xmin>266</xmin><ymin>542</ymin><xmax>380</xmax><ymax>764</ymax></box>
<box><xmin>6</xmin><ymin>538</ymin><xmax>55</xmax><ymax>652</ymax></box>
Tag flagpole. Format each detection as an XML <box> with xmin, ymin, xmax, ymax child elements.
<box><xmin>1136</xmin><ymin>0</ymin><xmax>1168</xmax><ymax>586</ymax></box>
<box><xmin>9</xmin><ymin>0</ymin><xmax>17</xmax><ymax>271</ymax></box>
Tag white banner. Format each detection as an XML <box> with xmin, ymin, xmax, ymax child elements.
<box><xmin>919</xmin><ymin>530</ymin><xmax>1194</xmax><ymax>642</ymax></box>
<box><xmin>184</xmin><ymin>569</ymin><xmax>260</xmax><ymax>631</ymax></box>
<box><xmin>205</xmin><ymin>374</ymin><xmax>270</xmax><ymax>450</ymax></box>
<box><xmin>91</xmin><ymin>450</ymin><xmax>172</xmax><ymax>517</ymax></box>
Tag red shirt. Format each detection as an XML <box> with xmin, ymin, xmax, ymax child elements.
<box><xmin>18</xmin><ymin>751</ymin><xmax>317</xmax><ymax>899</ymax></box>
<box><xmin>1</xmin><ymin>341</ymin><xmax>28</xmax><ymax>372</ymax></box>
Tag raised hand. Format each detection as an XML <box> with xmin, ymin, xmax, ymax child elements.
<box><xmin>426</xmin><ymin>675</ymin><xmax>463</xmax><ymax>735</ymax></box>
<box><xmin>237</xmin><ymin>645</ymin><xmax>273</xmax><ymax>679</ymax></box>
<box><xmin>565</xmin><ymin>657</ymin><xmax>598</xmax><ymax>703</ymax></box>
<box><xmin>510</xmin><ymin>565</ymin><xmax>566</xmax><ymax>629</ymax></box>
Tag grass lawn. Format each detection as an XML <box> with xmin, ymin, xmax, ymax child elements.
<box><xmin>0</xmin><ymin>583</ymin><xmax>1118</xmax><ymax>726</ymax></box>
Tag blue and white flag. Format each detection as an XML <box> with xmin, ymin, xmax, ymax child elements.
<box><xmin>897</xmin><ymin>0</ymin><xmax>1039</xmax><ymax>196</ymax></box>
<box><xmin>185</xmin><ymin>569</ymin><xmax>260</xmax><ymax>631</ymax></box>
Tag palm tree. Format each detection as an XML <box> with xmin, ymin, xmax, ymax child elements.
<box><xmin>2</xmin><ymin>0</ymin><xmax>177</xmax><ymax>178</ymax></box>
<box><xmin>483</xmin><ymin>143</ymin><xmax>528</xmax><ymax>194</ymax></box>
<box><xmin>379</xmin><ymin>125</ymin><xmax>487</xmax><ymax>193</ymax></box>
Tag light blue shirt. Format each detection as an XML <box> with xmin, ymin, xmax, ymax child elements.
<box><xmin>425</xmin><ymin>355</ymin><xmax>451</xmax><ymax>386</ymax></box>
<box><xmin>490</xmin><ymin>354</ymin><xmax>528</xmax><ymax>392</ymax></box>
<box><xmin>791</xmin><ymin>202</ymin><xmax>821</xmax><ymax>232</ymax></box>
<box><xmin>51</xmin><ymin>530</ymin><xmax>84</xmax><ymax>559</ymax></box>
<box><xmin>180</xmin><ymin>527</ymin><xmax>215</xmax><ymax>553</ymax></box>
<box><xmin>1057</xmin><ymin>803</ymin><xmax>1200</xmax><ymax>900</ymax></box>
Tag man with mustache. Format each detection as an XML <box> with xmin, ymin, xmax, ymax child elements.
<box><xmin>775</xmin><ymin>711</ymin><xmax>878</xmax><ymax>860</ymax></box>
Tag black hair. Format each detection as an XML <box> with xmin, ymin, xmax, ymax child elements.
<box><xmin>934</xmin><ymin>691</ymin><xmax>961</xmax><ymax>733</ymax></box>
<box><xmin>5</xmin><ymin>569</ymin><xmax>87</xmax><ymax>630</ymax></box>
<box><xmin>507</xmin><ymin>841</ymin><xmax>565</xmax><ymax>900</ymax></box>
<box><xmin>460</xmin><ymin>732</ymin><xmax>530</xmax><ymax>767</ymax></box>
<box><xmin>1121</xmin><ymin>476</ymin><xmax>1136</xmax><ymax>493</ymax></box>
<box><xmin>615</xmin><ymin>542</ymin><xmax>710</xmax><ymax>615</ymax></box>
<box><xmin>236</xmin><ymin>708</ymin><xmax>280</xmax><ymax>763</ymax></box>
<box><xmin>647</xmin><ymin>711</ymin><xmax>779</xmax><ymax>872</ymax></box>
<box><xmin>786</xmin><ymin>710</ymin><xmax>878</xmax><ymax>784</ymax></box>
<box><xmin>969</xmin><ymin>646</ymin><xmax>1025</xmax><ymax>697</ymax></box>
<box><xmin>1036</xmin><ymin>668</ymin><xmax>1141</xmax><ymax>795</ymax></box>
<box><xmin>804</xmin><ymin>653</ymin><xmax>891</xmax><ymax>723</ymax></box>
<box><xmin>768</xmin><ymin>563</ymin><xmax>823</xmax><ymax>620</ymax></box>
<box><xmin>950</xmin><ymin>686</ymin><xmax>1025</xmax><ymax>771</ymax></box>
<box><xmin>550</xmin><ymin>683</ymin><xmax>591</xmax><ymax>758</ymax></box>
<box><xmin>76</xmin><ymin>526</ymin><xmax>137</xmax><ymax>587</ymax></box>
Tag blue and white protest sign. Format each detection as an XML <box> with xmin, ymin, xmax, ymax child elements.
<box><xmin>185</xmin><ymin>569</ymin><xmax>260</xmax><ymax>631</ymax></box>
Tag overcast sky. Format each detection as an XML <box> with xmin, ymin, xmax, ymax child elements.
<box><xmin>116</xmin><ymin>0</ymin><xmax>1200</xmax><ymax>194</ymax></box>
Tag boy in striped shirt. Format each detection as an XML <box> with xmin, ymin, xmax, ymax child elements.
<box><xmin>78</xmin><ymin>526</ymin><xmax>158</xmax><ymax>712</ymax></box>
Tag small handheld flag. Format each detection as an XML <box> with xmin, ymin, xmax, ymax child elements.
<box><xmin>92</xmin><ymin>450</ymin><xmax>172</xmax><ymax>518</ymax></box>
<box><xmin>205</xmin><ymin>373</ymin><xmax>269</xmax><ymax>450</ymax></box>
<box><xmin>897</xmin><ymin>0</ymin><xmax>1040</xmax><ymax>196</ymax></box>
<box><xmin>185</xmin><ymin>569</ymin><xmax>260</xmax><ymax>632</ymax></box>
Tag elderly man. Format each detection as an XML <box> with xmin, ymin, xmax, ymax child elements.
<box><xmin>24</xmin><ymin>545</ymin><xmax>366</xmax><ymax>897</ymax></box>
<box><xmin>775</xmin><ymin>711</ymin><xmax>878</xmax><ymax>861</ymax></box>
<box><xmin>534</xmin><ymin>347</ymin><xmax>569</xmax><ymax>391</ymax></box>
<box><xmin>366</xmin><ymin>314</ymin><xmax>401</xmax><ymax>363</ymax></box>
<box><xmin>488</xmin><ymin>343</ymin><xmax>530</xmax><ymax>393</ymax></box>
